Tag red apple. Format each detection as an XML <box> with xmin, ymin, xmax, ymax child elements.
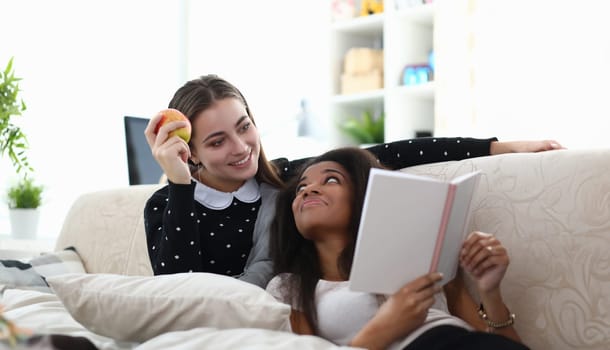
<box><xmin>154</xmin><ymin>108</ymin><xmax>191</xmax><ymax>143</ymax></box>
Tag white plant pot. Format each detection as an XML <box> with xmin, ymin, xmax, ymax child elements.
<box><xmin>9</xmin><ymin>208</ymin><xmax>40</xmax><ymax>239</ymax></box>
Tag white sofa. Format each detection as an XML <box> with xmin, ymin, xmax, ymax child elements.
<box><xmin>2</xmin><ymin>148</ymin><xmax>610</xmax><ymax>350</ymax></box>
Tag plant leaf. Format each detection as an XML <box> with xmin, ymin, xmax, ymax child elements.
<box><xmin>339</xmin><ymin>119</ymin><xmax>375</xmax><ymax>144</ymax></box>
<box><xmin>0</xmin><ymin>56</ymin><xmax>30</xmax><ymax>174</ymax></box>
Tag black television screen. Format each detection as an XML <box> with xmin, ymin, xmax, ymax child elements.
<box><xmin>124</xmin><ymin>116</ymin><xmax>164</xmax><ymax>185</ymax></box>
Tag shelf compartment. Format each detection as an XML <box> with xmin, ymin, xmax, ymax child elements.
<box><xmin>395</xmin><ymin>3</ymin><xmax>435</xmax><ymax>26</ymax></box>
<box><xmin>394</xmin><ymin>82</ymin><xmax>435</xmax><ymax>100</ymax></box>
<box><xmin>331</xmin><ymin>89</ymin><xmax>384</xmax><ymax>108</ymax></box>
<box><xmin>332</xmin><ymin>13</ymin><xmax>384</xmax><ymax>35</ymax></box>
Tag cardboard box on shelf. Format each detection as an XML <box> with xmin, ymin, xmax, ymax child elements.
<box><xmin>344</xmin><ymin>48</ymin><xmax>384</xmax><ymax>75</ymax></box>
<box><xmin>341</xmin><ymin>69</ymin><xmax>383</xmax><ymax>94</ymax></box>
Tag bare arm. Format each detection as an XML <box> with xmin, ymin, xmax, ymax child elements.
<box><xmin>446</xmin><ymin>232</ymin><xmax>522</xmax><ymax>343</ymax></box>
<box><xmin>349</xmin><ymin>273</ymin><xmax>443</xmax><ymax>350</ymax></box>
<box><xmin>490</xmin><ymin>139</ymin><xmax>564</xmax><ymax>154</ymax></box>
<box><xmin>444</xmin><ymin>273</ymin><xmax>521</xmax><ymax>342</ymax></box>
<box><xmin>289</xmin><ymin>310</ymin><xmax>315</xmax><ymax>335</ymax></box>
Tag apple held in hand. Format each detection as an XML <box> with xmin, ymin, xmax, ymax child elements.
<box><xmin>154</xmin><ymin>108</ymin><xmax>192</xmax><ymax>143</ymax></box>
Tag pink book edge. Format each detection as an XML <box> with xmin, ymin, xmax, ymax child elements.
<box><xmin>429</xmin><ymin>183</ymin><xmax>456</xmax><ymax>273</ymax></box>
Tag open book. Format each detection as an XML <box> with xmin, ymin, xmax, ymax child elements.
<box><xmin>349</xmin><ymin>169</ymin><xmax>482</xmax><ymax>295</ymax></box>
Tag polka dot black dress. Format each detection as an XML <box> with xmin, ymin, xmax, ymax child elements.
<box><xmin>145</xmin><ymin>178</ymin><xmax>261</xmax><ymax>276</ymax></box>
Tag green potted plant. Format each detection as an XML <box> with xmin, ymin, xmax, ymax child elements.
<box><xmin>338</xmin><ymin>110</ymin><xmax>384</xmax><ymax>146</ymax></box>
<box><xmin>6</xmin><ymin>176</ymin><xmax>43</xmax><ymax>238</ymax></box>
<box><xmin>7</xmin><ymin>177</ymin><xmax>43</xmax><ymax>209</ymax></box>
<box><xmin>1</xmin><ymin>57</ymin><xmax>42</xmax><ymax>238</ymax></box>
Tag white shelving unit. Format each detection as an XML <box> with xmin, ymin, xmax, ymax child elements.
<box><xmin>329</xmin><ymin>2</ymin><xmax>437</xmax><ymax>145</ymax></box>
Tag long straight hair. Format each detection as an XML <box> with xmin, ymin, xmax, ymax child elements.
<box><xmin>168</xmin><ymin>74</ymin><xmax>284</xmax><ymax>188</ymax></box>
<box><xmin>270</xmin><ymin>147</ymin><xmax>385</xmax><ymax>330</ymax></box>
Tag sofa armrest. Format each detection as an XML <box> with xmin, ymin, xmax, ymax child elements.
<box><xmin>55</xmin><ymin>184</ymin><xmax>161</xmax><ymax>275</ymax></box>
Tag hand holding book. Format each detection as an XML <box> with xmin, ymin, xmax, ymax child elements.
<box><xmin>459</xmin><ymin>231</ymin><xmax>509</xmax><ymax>295</ymax></box>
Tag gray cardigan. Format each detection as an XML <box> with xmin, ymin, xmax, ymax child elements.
<box><xmin>236</xmin><ymin>182</ymin><xmax>278</xmax><ymax>288</ymax></box>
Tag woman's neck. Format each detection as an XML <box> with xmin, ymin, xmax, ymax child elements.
<box><xmin>315</xmin><ymin>235</ymin><xmax>349</xmax><ymax>281</ymax></box>
<box><xmin>197</xmin><ymin>168</ymin><xmax>246</xmax><ymax>193</ymax></box>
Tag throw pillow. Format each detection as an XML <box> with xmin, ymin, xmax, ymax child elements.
<box><xmin>46</xmin><ymin>272</ymin><xmax>292</xmax><ymax>343</ymax></box>
<box><xmin>0</xmin><ymin>247</ymin><xmax>86</xmax><ymax>294</ymax></box>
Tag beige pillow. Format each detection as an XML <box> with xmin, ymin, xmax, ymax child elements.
<box><xmin>46</xmin><ymin>272</ymin><xmax>291</xmax><ymax>343</ymax></box>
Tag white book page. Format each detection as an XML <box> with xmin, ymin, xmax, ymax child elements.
<box><xmin>349</xmin><ymin>169</ymin><xmax>481</xmax><ymax>295</ymax></box>
<box><xmin>349</xmin><ymin>169</ymin><xmax>448</xmax><ymax>295</ymax></box>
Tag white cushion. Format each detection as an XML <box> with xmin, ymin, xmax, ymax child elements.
<box><xmin>46</xmin><ymin>272</ymin><xmax>291</xmax><ymax>343</ymax></box>
<box><xmin>0</xmin><ymin>289</ymin><xmax>131</xmax><ymax>350</ymax></box>
<box><xmin>135</xmin><ymin>327</ymin><xmax>355</xmax><ymax>350</ymax></box>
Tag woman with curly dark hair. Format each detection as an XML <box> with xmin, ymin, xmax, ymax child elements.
<box><xmin>267</xmin><ymin>147</ymin><xmax>529</xmax><ymax>350</ymax></box>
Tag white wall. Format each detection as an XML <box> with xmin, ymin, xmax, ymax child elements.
<box><xmin>183</xmin><ymin>0</ymin><xmax>332</xmax><ymax>159</ymax></box>
<box><xmin>2</xmin><ymin>0</ymin><xmax>609</xmax><ymax>240</ymax></box>
<box><xmin>435</xmin><ymin>0</ymin><xmax>610</xmax><ymax>149</ymax></box>
<box><xmin>0</xmin><ymin>0</ymin><xmax>331</xmax><ymax>239</ymax></box>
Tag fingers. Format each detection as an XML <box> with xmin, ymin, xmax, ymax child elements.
<box><xmin>396</xmin><ymin>272</ymin><xmax>443</xmax><ymax>300</ymax></box>
<box><xmin>528</xmin><ymin>140</ymin><xmax>565</xmax><ymax>152</ymax></box>
<box><xmin>533</xmin><ymin>140</ymin><xmax>563</xmax><ymax>152</ymax></box>
<box><xmin>467</xmin><ymin>246</ymin><xmax>508</xmax><ymax>276</ymax></box>
<box><xmin>155</xmin><ymin>137</ymin><xmax>191</xmax><ymax>163</ymax></box>
<box><xmin>390</xmin><ymin>272</ymin><xmax>442</xmax><ymax>318</ymax></box>
<box><xmin>145</xmin><ymin>111</ymin><xmax>192</xmax><ymax>163</ymax></box>
<box><xmin>461</xmin><ymin>231</ymin><xmax>508</xmax><ymax>274</ymax></box>
<box><xmin>462</xmin><ymin>231</ymin><xmax>493</xmax><ymax>251</ymax></box>
<box><xmin>144</xmin><ymin>113</ymin><xmax>165</xmax><ymax>148</ymax></box>
<box><xmin>544</xmin><ymin>140</ymin><xmax>565</xmax><ymax>150</ymax></box>
<box><xmin>408</xmin><ymin>272</ymin><xmax>443</xmax><ymax>291</ymax></box>
<box><xmin>462</xmin><ymin>232</ymin><xmax>498</xmax><ymax>262</ymax></box>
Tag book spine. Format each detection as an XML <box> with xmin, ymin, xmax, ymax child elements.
<box><xmin>429</xmin><ymin>184</ymin><xmax>457</xmax><ymax>273</ymax></box>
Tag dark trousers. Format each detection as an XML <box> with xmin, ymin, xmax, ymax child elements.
<box><xmin>403</xmin><ymin>325</ymin><xmax>530</xmax><ymax>350</ymax></box>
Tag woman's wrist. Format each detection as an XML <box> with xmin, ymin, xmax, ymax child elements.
<box><xmin>478</xmin><ymin>289</ymin><xmax>513</xmax><ymax>325</ymax></box>
<box><xmin>477</xmin><ymin>303</ymin><xmax>515</xmax><ymax>332</ymax></box>
<box><xmin>351</xmin><ymin>316</ymin><xmax>411</xmax><ymax>350</ymax></box>
<box><xmin>479</xmin><ymin>288</ymin><xmax>502</xmax><ymax>308</ymax></box>
<box><xmin>489</xmin><ymin>141</ymin><xmax>509</xmax><ymax>155</ymax></box>
<box><xmin>350</xmin><ymin>322</ymin><xmax>390</xmax><ymax>350</ymax></box>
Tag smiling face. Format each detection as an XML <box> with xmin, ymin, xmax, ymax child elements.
<box><xmin>190</xmin><ymin>98</ymin><xmax>261</xmax><ymax>192</ymax></box>
<box><xmin>291</xmin><ymin>161</ymin><xmax>354</xmax><ymax>241</ymax></box>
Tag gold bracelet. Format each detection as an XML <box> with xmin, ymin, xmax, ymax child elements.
<box><xmin>477</xmin><ymin>303</ymin><xmax>515</xmax><ymax>331</ymax></box>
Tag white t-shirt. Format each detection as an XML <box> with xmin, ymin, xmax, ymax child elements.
<box><xmin>266</xmin><ymin>274</ymin><xmax>473</xmax><ymax>349</ymax></box>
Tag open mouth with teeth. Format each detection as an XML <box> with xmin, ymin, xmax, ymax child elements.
<box><xmin>230</xmin><ymin>151</ymin><xmax>252</xmax><ymax>166</ymax></box>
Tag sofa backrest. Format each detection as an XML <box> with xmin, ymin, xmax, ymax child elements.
<box><xmin>400</xmin><ymin>149</ymin><xmax>610</xmax><ymax>350</ymax></box>
<box><xmin>54</xmin><ymin>149</ymin><xmax>610</xmax><ymax>350</ymax></box>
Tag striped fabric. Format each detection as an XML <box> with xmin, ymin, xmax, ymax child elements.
<box><xmin>0</xmin><ymin>247</ymin><xmax>85</xmax><ymax>294</ymax></box>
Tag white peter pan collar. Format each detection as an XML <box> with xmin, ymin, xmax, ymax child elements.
<box><xmin>193</xmin><ymin>177</ymin><xmax>261</xmax><ymax>210</ymax></box>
